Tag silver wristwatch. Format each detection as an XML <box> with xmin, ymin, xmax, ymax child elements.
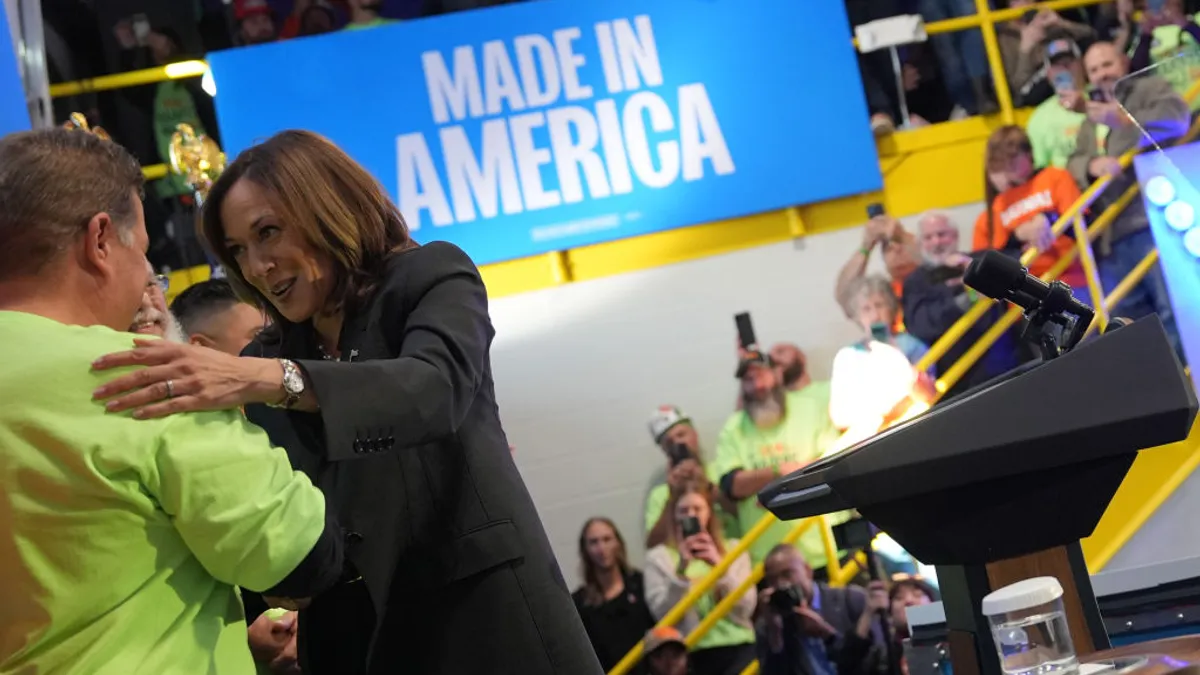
<box><xmin>273</xmin><ymin>359</ymin><xmax>306</xmax><ymax>409</ymax></box>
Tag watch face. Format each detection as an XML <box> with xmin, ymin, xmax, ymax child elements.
<box><xmin>283</xmin><ymin>364</ymin><xmax>305</xmax><ymax>394</ymax></box>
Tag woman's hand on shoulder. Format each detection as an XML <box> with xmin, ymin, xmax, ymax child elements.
<box><xmin>91</xmin><ymin>339</ymin><xmax>284</xmax><ymax>419</ymax></box>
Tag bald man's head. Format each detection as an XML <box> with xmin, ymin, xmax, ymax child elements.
<box><xmin>1084</xmin><ymin>42</ymin><xmax>1129</xmax><ymax>95</ymax></box>
<box><xmin>918</xmin><ymin>212</ymin><xmax>959</xmax><ymax>265</ymax></box>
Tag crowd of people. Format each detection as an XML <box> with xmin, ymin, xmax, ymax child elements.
<box><xmin>5</xmin><ymin>1</ymin><xmax>1195</xmax><ymax>674</ymax></box>
<box><xmin>851</xmin><ymin>0</ymin><xmax>1200</xmax><ymax>133</ymax></box>
<box><xmin>567</xmin><ymin>3</ymin><xmax>1195</xmax><ymax>672</ymax></box>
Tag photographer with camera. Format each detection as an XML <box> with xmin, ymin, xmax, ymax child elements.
<box><xmin>645</xmin><ymin>482</ymin><xmax>757</xmax><ymax>675</ymax></box>
<box><xmin>756</xmin><ymin>545</ymin><xmax>890</xmax><ymax>675</ymax></box>
<box><xmin>645</xmin><ymin>406</ymin><xmax>740</xmax><ymax>548</ymax></box>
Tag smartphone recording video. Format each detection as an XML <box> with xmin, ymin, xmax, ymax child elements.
<box><xmin>1051</xmin><ymin>70</ymin><xmax>1075</xmax><ymax>93</ymax></box>
<box><xmin>668</xmin><ymin>442</ymin><xmax>691</xmax><ymax>467</ymax></box>
<box><xmin>679</xmin><ymin>515</ymin><xmax>701</xmax><ymax>539</ymax></box>
<box><xmin>735</xmin><ymin>312</ymin><xmax>758</xmax><ymax>352</ymax></box>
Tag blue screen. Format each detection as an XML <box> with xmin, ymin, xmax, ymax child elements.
<box><xmin>0</xmin><ymin>8</ymin><xmax>30</xmax><ymax>137</ymax></box>
<box><xmin>209</xmin><ymin>0</ymin><xmax>881</xmax><ymax>265</ymax></box>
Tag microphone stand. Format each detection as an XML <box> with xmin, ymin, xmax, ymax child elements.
<box><xmin>1017</xmin><ymin>281</ymin><xmax>1094</xmax><ymax>361</ymax></box>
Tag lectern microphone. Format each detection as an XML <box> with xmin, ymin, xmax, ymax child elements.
<box><xmin>964</xmin><ymin>250</ymin><xmax>1095</xmax><ymax>359</ymax></box>
<box><xmin>965</xmin><ymin>251</ymin><xmax>1093</xmax><ymax>321</ymax></box>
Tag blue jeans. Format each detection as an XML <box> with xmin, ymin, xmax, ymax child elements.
<box><xmin>1099</xmin><ymin>228</ymin><xmax>1185</xmax><ymax>364</ymax></box>
<box><xmin>918</xmin><ymin>0</ymin><xmax>990</xmax><ymax>113</ymax></box>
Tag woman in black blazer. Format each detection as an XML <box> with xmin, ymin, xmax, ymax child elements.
<box><xmin>92</xmin><ymin>130</ymin><xmax>602</xmax><ymax>675</ymax></box>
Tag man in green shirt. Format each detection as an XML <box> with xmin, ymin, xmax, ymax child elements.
<box><xmin>0</xmin><ymin>128</ymin><xmax>345</xmax><ymax>674</ymax></box>
<box><xmin>708</xmin><ymin>351</ymin><xmax>840</xmax><ymax>567</ymax></box>
<box><xmin>1028</xmin><ymin>38</ymin><xmax>1094</xmax><ymax>170</ymax></box>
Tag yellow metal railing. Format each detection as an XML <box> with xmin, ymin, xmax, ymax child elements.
<box><xmin>918</xmin><ymin>73</ymin><xmax>1200</xmax><ymax>393</ymax></box>
<box><xmin>606</xmin><ymin>516</ymin><xmax>843</xmax><ymax>675</ymax></box>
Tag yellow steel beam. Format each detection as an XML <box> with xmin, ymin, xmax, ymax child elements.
<box><xmin>50</xmin><ymin>60</ymin><xmax>207</xmax><ymax>98</ymax></box>
<box><xmin>1083</xmin><ymin>416</ymin><xmax>1200</xmax><ymax>571</ymax></box>
<box><xmin>156</xmin><ymin>107</ymin><xmax>1030</xmax><ymax>299</ymax></box>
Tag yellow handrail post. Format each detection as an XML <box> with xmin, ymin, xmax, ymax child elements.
<box><xmin>818</xmin><ymin>517</ymin><xmax>843</xmax><ymax>581</ymax></box>
<box><xmin>1104</xmin><ymin>249</ymin><xmax>1160</xmax><ymax>310</ymax></box>
<box><xmin>682</xmin><ymin>519</ymin><xmax>818</xmax><ymax>650</ymax></box>
<box><xmin>1072</xmin><ymin>212</ymin><xmax>1109</xmax><ymax>334</ymax></box>
<box><xmin>606</xmin><ymin>511</ymin><xmax>779</xmax><ymax>675</ymax></box>
<box><xmin>975</xmin><ymin>0</ymin><xmax>1015</xmax><ymax>124</ymax></box>
<box><xmin>739</xmin><ymin>661</ymin><xmax>761</xmax><ymax>675</ymax></box>
<box><xmin>830</xmin><ymin>551</ymin><xmax>868</xmax><ymax>587</ymax></box>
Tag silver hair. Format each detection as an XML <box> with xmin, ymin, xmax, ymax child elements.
<box><xmin>841</xmin><ymin>274</ymin><xmax>899</xmax><ymax>318</ymax></box>
<box><xmin>917</xmin><ymin>210</ymin><xmax>955</xmax><ymax>230</ymax></box>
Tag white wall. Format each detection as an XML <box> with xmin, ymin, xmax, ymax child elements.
<box><xmin>490</xmin><ymin>203</ymin><xmax>982</xmax><ymax>588</ymax></box>
<box><xmin>1104</xmin><ymin>469</ymin><xmax>1200</xmax><ymax>572</ymax></box>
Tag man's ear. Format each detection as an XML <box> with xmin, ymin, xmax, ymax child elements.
<box><xmin>83</xmin><ymin>212</ymin><xmax>116</xmax><ymax>273</ymax></box>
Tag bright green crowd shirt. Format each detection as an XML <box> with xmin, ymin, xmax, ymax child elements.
<box><xmin>0</xmin><ymin>311</ymin><xmax>327</xmax><ymax>674</ymax></box>
<box><xmin>708</xmin><ymin>382</ymin><xmax>841</xmax><ymax>566</ymax></box>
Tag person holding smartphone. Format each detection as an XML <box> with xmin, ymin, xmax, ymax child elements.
<box><xmin>644</xmin><ymin>406</ymin><xmax>740</xmax><ymax>549</ymax></box>
<box><xmin>645</xmin><ymin>482</ymin><xmax>757</xmax><ymax>675</ymax></box>
<box><xmin>996</xmin><ymin>0</ymin><xmax>1094</xmax><ymax>107</ymax></box>
<box><xmin>828</xmin><ymin>275</ymin><xmax>936</xmax><ymax>453</ymax></box>
<box><xmin>1067</xmin><ymin>40</ymin><xmax>1190</xmax><ymax>364</ymax></box>
<box><xmin>1026</xmin><ymin>39</ymin><xmax>1092</xmax><ymax>171</ymax></box>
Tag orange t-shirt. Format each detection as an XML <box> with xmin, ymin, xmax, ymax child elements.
<box><xmin>972</xmin><ymin>167</ymin><xmax>1085</xmax><ymax>288</ymax></box>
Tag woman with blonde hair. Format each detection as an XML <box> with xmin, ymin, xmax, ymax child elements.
<box><xmin>644</xmin><ymin>481</ymin><xmax>756</xmax><ymax>675</ymax></box>
<box><xmin>91</xmin><ymin>130</ymin><xmax>601</xmax><ymax>674</ymax></box>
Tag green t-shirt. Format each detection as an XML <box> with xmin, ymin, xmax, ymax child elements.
<box><xmin>665</xmin><ymin>548</ymin><xmax>756</xmax><ymax>651</ymax></box>
<box><xmin>708</xmin><ymin>382</ymin><xmax>841</xmax><ymax>566</ymax></box>
<box><xmin>153</xmin><ymin>80</ymin><xmax>206</xmax><ymax>199</ymax></box>
<box><xmin>0</xmin><ymin>311</ymin><xmax>326</xmax><ymax>674</ymax></box>
<box><xmin>644</xmin><ymin>483</ymin><xmax>742</xmax><ymax>541</ymax></box>
<box><xmin>1028</xmin><ymin>95</ymin><xmax>1089</xmax><ymax>170</ymax></box>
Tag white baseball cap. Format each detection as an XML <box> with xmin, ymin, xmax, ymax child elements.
<box><xmin>648</xmin><ymin>405</ymin><xmax>691</xmax><ymax>443</ymax></box>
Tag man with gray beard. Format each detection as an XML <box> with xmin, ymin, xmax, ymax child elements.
<box><xmin>901</xmin><ymin>211</ymin><xmax>1021</xmax><ymax>399</ymax></box>
<box><xmin>129</xmin><ymin>264</ymin><xmax>186</xmax><ymax>342</ymax></box>
<box><xmin>708</xmin><ymin>350</ymin><xmax>839</xmax><ymax>568</ymax></box>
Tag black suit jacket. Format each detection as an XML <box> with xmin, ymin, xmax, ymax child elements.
<box><xmin>901</xmin><ymin>260</ymin><xmax>1022</xmax><ymax>400</ymax></box>
<box><xmin>243</xmin><ymin>242</ymin><xmax>601</xmax><ymax>675</ymax></box>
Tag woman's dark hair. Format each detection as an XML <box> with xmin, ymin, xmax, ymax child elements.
<box><xmin>576</xmin><ymin>517</ymin><xmax>632</xmax><ymax>607</ymax></box>
<box><xmin>983</xmin><ymin>125</ymin><xmax>1034</xmax><ymax>248</ymax></box>
<box><xmin>199</xmin><ymin>129</ymin><xmax>415</xmax><ymax>326</ymax></box>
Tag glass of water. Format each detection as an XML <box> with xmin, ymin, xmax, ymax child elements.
<box><xmin>982</xmin><ymin>577</ymin><xmax>1077</xmax><ymax>675</ymax></box>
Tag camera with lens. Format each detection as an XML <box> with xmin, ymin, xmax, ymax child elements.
<box><xmin>769</xmin><ymin>585</ymin><xmax>804</xmax><ymax>613</ymax></box>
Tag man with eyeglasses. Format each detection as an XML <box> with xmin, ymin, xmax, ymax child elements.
<box><xmin>129</xmin><ymin>261</ymin><xmax>185</xmax><ymax>342</ymax></box>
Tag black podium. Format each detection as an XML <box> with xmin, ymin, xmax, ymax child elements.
<box><xmin>760</xmin><ymin>316</ymin><xmax>1196</xmax><ymax>675</ymax></box>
